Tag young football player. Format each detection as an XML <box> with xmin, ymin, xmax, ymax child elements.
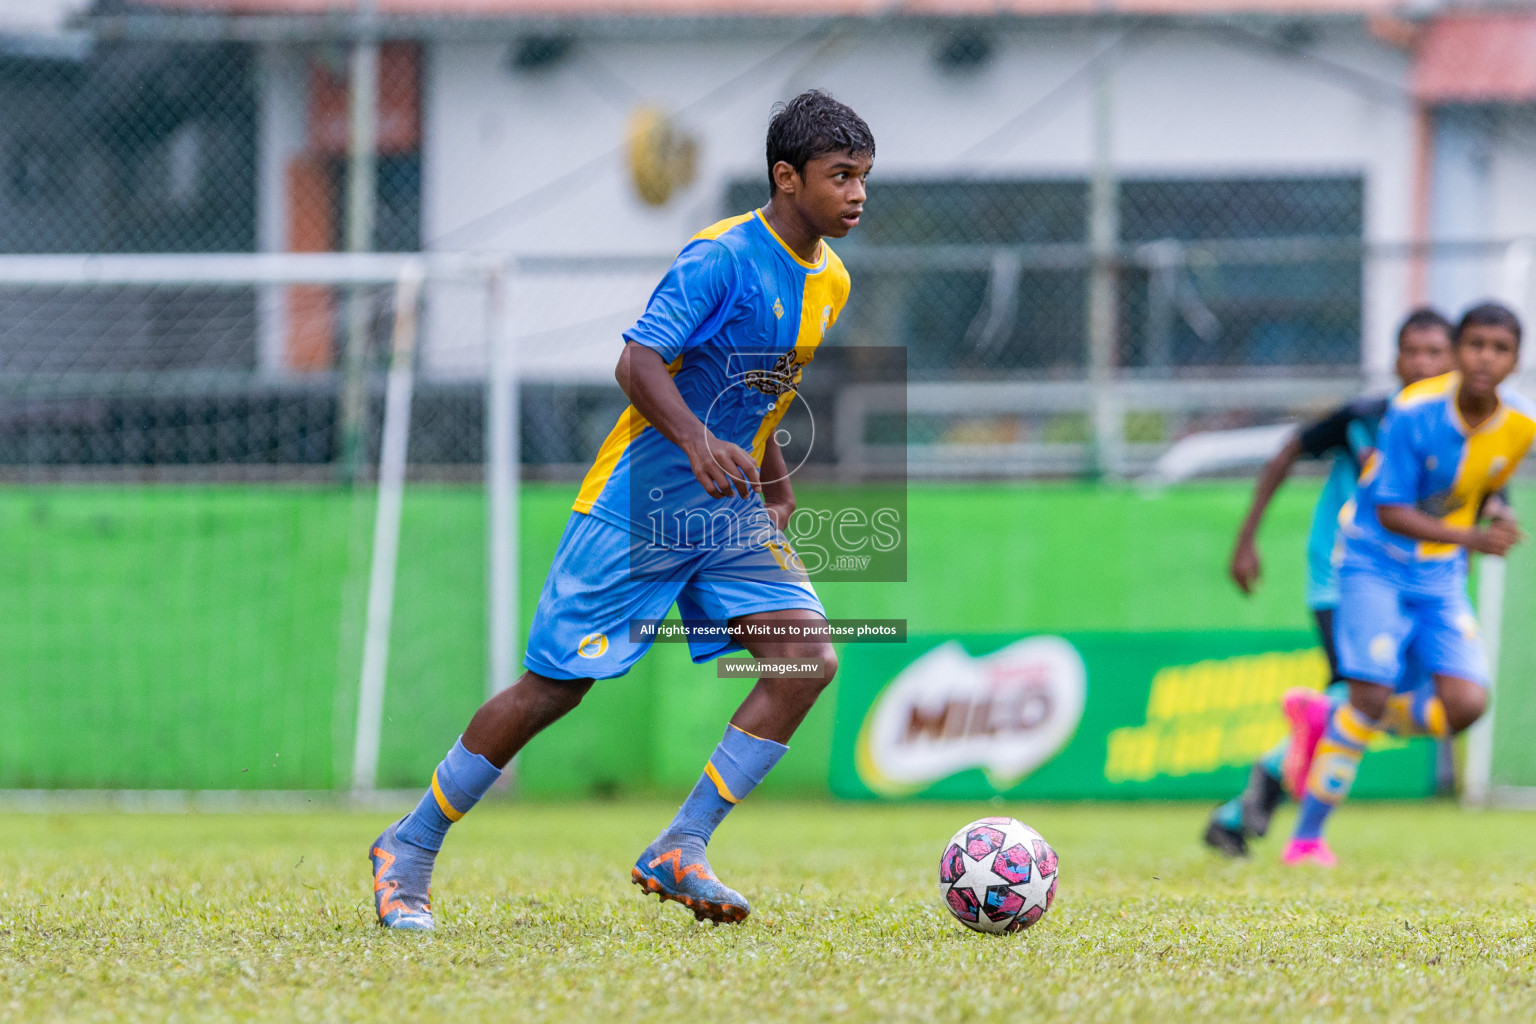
<box><xmin>367</xmin><ymin>91</ymin><xmax>875</xmax><ymax>927</ymax></box>
<box><xmin>1281</xmin><ymin>301</ymin><xmax>1531</xmax><ymax>867</ymax></box>
<box><xmin>1203</xmin><ymin>309</ymin><xmax>1454</xmax><ymax>857</ymax></box>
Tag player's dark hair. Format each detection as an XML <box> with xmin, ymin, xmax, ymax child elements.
<box><xmin>1395</xmin><ymin>307</ymin><xmax>1451</xmax><ymax>347</ymax></box>
<box><xmin>1454</xmin><ymin>301</ymin><xmax>1523</xmax><ymax>347</ymax></box>
<box><xmin>765</xmin><ymin>90</ymin><xmax>875</xmax><ymax>195</ymax></box>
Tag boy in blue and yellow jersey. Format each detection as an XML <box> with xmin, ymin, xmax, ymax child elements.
<box><xmin>1203</xmin><ymin>310</ymin><xmax>1454</xmax><ymax>857</ymax></box>
<box><xmin>1281</xmin><ymin>302</ymin><xmax>1532</xmax><ymax>867</ymax></box>
<box><xmin>366</xmin><ymin>91</ymin><xmax>875</xmax><ymax>929</ymax></box>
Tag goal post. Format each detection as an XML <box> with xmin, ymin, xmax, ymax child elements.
<box><xmin>1463</xmin><ymin>556</ymin><xmax>1504</xmax><ymax>806</ymax></box>
<box><xmin>1466</xmin><ymin>537</ymin><xmax>1536</xmax><ymax>809</ymax></box>
<box><xmin>485</xmin><ymin>263</ymin><xmax>520</xmax><ymax>706</ymax></box>
<box><xmin>350</xmin><ymin>259</ymin><xmax>424</xmax><ymax>795</ymax></box>
<box><xmin>0</xmin><ymin>251</ymin><xmax>516</xmax><ymax>796</ymax></box>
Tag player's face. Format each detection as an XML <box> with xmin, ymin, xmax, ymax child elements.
<box><xmin>785</xmin><ymin>150</ymin><xmax>872</xmax><ymax>238</ymax></box>
<box><xmin>1455</xmin><ymin>323</ymin><xmax>1520</xmax><ymax>400</ymax></box>
<box><xmin>1394</xmin><ymin>326</ymin><xmax>1453</xmax><ymax>386</ymax></box>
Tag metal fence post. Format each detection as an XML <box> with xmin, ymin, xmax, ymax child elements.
<box><xmin>338</xmin><ymin>3</ymin><xmax>380</xmax><ymax>484</ymax></box>
<box><xmin>1087</xmin><ymin>33</ymin><xmax>1123</xmax><ymax>479</ymax></box>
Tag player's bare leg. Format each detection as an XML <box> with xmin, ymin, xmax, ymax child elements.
<box><xmin>1432</xmin><ymin>674</ymin><xmax>1485</xmax><ymax>733</ymax></box>
<box><xmin>633</xmin><ymin>608</ymin><xmax>837</xmax><ymax>924</ymax></box>
<box><xmin>462</xmin><ymin>671</ymin><xmax>595</xmax><ymax>768</ymax></box>
<box><xmin>369</xmin><ymin>671</ymin><xmax>592</xmax><ymax>930</ymax></box>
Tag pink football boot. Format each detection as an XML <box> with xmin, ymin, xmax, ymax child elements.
<box><xmin>1281</xmin><ymin>688</ymin><xmax>1332</xmax><ymax>798</ymax></box>
<box><xmin>1280</xmin><ymin>837</ymin><xmax>1337</xmax><ymax>868</ymax></box>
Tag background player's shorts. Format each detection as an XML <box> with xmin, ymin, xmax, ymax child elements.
<box><xmin>1306</xmin><ymin>581</ymin><xmax>1341</xmax><ymax>616</ymax></box>
<box><xmin>1334</xmin><ymin>564</ymin><xmax>1488</xmax><ymax>688</ymax></box>
<box><xmin>1311</xmin><ymin>607</ymin><xmax>1340</xmax><ymax>682</ymax></box>
<box><xmin>524</xmin><ymin>511</ymin><xmax>826</xmax><ymax>681</ymax></box>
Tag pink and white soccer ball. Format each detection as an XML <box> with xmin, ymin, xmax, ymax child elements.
<box><xmin>938</xmin><ymin>816</ymin><xmax>1059</xmax><ymax>934</ymax></box>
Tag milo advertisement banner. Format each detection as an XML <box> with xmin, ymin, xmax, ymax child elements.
<box><xmin>830</xmin><ymin>632</ymin><xmax>1437</xmax><ymax>800</ymax></box>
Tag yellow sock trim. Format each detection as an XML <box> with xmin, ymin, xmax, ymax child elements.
<box><xmin>704</xmin><ymin>761</ymin><xmax>741</xmax><ymax>804</ymax></box>
<box><xmin>727</xmin><ymin>723</ymin><xmax>770</xmax><ymax>743</ymax></box>
<box><xmin>430</xmin><ymin>769</ymin><xmax>465</xmax><ymax>822</ymax></box>
<box><xmin>1422</xmin><ymin>698</ymin><xmax>1449</xmax><ymax>739</ymax></box>
<box><xmin>1380</xmin><ymin>694</ymin><xmax>1414</xmax><ymax>737</ymax></box>
<box><xmin>1306</xmin><ymin>739</ymin><xmax>1364</xmax><ymax>803</ymax></box>
<box><xmin>1379</xmin><ymin>695</ymin><xmax>1450</xmax><ymax>739</ymax></box>
<box><xmin>1334</xmin><ymin>705</ymin><xmax>1378</xmax><ymax>747</ymax></box>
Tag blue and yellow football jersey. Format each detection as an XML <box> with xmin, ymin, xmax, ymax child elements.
<box><xmin>1340</xmin><ymin>372</ymin><xmax>1536</xmax><ymax>589</ymax></box>
<box><xmin>573</xmin><ymin>210</ymin><xmax>850</xmax><ymax>540</ymax></box>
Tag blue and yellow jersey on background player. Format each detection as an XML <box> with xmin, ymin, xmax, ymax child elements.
<box><xmin>1340</xmin><ymin>372</ymin><xmax>1536</xmax><ymax>592</ymax></box>
<box><xmin>573</xmin><ymin>210</ymin><xmax>850</xmax><ymax>542</ymax></box>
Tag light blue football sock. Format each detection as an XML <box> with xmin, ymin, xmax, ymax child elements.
<box><xmin>1257</xmin><ymin>739</ymin><xmax>1287</xmax><ymax>781</ymax></box>
<box><xmin>664</xmin><ymin>724</ymin><xmax>788</xmax><ymax>845</ymax></box>
<box><xmin>1213</xmin><ymin>740</ymin><xmax>1287</xmax><ymax>833</ymax></box>
<box><xmin>1212</xmin><ymin>798</ymin><xmax>1244</xmax><ymax>831</ymax></box>
<box><xmin>395</xmin><ymin>737</ymin><xmax>503</xmax><ymax>852</ymax></box>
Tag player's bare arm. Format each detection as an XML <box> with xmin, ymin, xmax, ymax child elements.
<box><xmin>1229</xmin><ymin>318</ymin><xmax>1455</xmax><ymax>600</ymax></box>
<box><xmin>1376</xmin><ymin>504</ymin><xmax>1524</xmax><ymax>556</ymax></box>
<box><xmin>616</xmin><ymin>339</ymin><xmax>762</xmax><ymax>499</ymax></box>
<box><xmin>1230</xmin><ymin>433</ymin><xmax>1305</xmax><ymax>594</ymax></box>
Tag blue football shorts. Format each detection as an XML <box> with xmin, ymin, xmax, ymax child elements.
<box><xmin>1333</xmin><ymin>563</ymin><xmax>1488</xmax><ymax>688</ymax></box>
<box><xmin>523</xmin><ymin>511</ymin><xmax>826</xmax><ymax>681</ymax></box>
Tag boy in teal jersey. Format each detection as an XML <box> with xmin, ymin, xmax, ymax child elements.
<box><xmin>1203</xmin><ymin>309</ymin><xmax>1454</xmax><ymax>857</ymax></box>
<box><xmin>1282</xmin><ymin>302</ymin><xmax>1531</xmax><ymax>866</ymax></box>
<box><xmin>367</xmin><ymin>91</ymin><xmax>875</xmax><ymax>929</ymax></box>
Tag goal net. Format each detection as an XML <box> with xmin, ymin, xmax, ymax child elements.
<box><xmin>0</xmin><ymin>253</ymin><xmax>514</xmax><ymax>797</ymax></box>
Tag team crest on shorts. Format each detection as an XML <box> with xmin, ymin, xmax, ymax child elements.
<box><xmin>1369</xmin><ymin>633</ymin><xmax>1396</xmax><ymax>665</ymax></box>
<box><xmin>577</xmin><ymin>633</ymin><xmax>609</xmax><ymax>659</ymax></box>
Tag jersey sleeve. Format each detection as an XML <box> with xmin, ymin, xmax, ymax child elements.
<box><xmin>1296</xmin><ymin>396</ymin><xmax>1385</xmax><ymax>459</ymax></box>
<box><xmin>1368</xmin><ymin>406</ymin><xmax>1423</xmax><ymax>507</ymax></box>
<box><xmin>622</xmin><ymin>240</ymin><xmax>739</xmax><ymax>362</ymax></box>
<box><xmin>1296</xmin><ymin>404</ymin><xmax>1354</xmax><ymax>459</ymax></box>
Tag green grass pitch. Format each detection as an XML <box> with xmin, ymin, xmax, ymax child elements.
<box><xmin>5</xmin><ymin>801</ymin><xmax>1536</xmax><ymax>1022</ymax></box>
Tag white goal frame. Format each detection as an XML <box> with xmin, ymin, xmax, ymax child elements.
<box><xmin>0</xmin><ymin>252</ymin><xmax>521</xmax><ymax>796</ymax></box>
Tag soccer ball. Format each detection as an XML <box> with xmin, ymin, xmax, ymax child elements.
<box><xmin>938</xmin><ymin>816</ymin><xmax>1059</xmax><ymax>934</ymax></box>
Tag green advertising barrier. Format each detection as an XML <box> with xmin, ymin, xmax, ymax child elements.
<box><xmin>830</xmin><ymin>631</ymin><xmax>1437</xmax><ymax>800</ymax></box>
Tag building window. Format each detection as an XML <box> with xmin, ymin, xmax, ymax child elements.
<box><xmin>727</xmin><ymin>175</ymin><xmax>1363</xmax><ymax>374</ymax></box>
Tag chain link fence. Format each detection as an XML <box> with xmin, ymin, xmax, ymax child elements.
<box><xmin>0</xmin><ymin>273</ymin><xmax>499</xmax><ymax>478</ymax></box>
<box><xmin>728</xmin><ymin>176</ymin><xmax>1366</xmax><ymax>376</ymax></box>
<box><xmin>0</xmin><ymin>38</ymin><xmax>419</xmax><ymax>255</ymax></box>
<box><xmin>0</xmin><ymin>31</ymin><xmax>1531</xmax><ymax>479</ymax></box>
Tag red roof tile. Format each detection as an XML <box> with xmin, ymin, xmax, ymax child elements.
<box><xmin>1413</xmin><ymin>12</ymin><xmax>1536</xmax><ymax>103</ymax></box>
<box><xmin>126</xmin><ymin>0</ymin><xmax>1408</xmax><ymax>18</ymax></box>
